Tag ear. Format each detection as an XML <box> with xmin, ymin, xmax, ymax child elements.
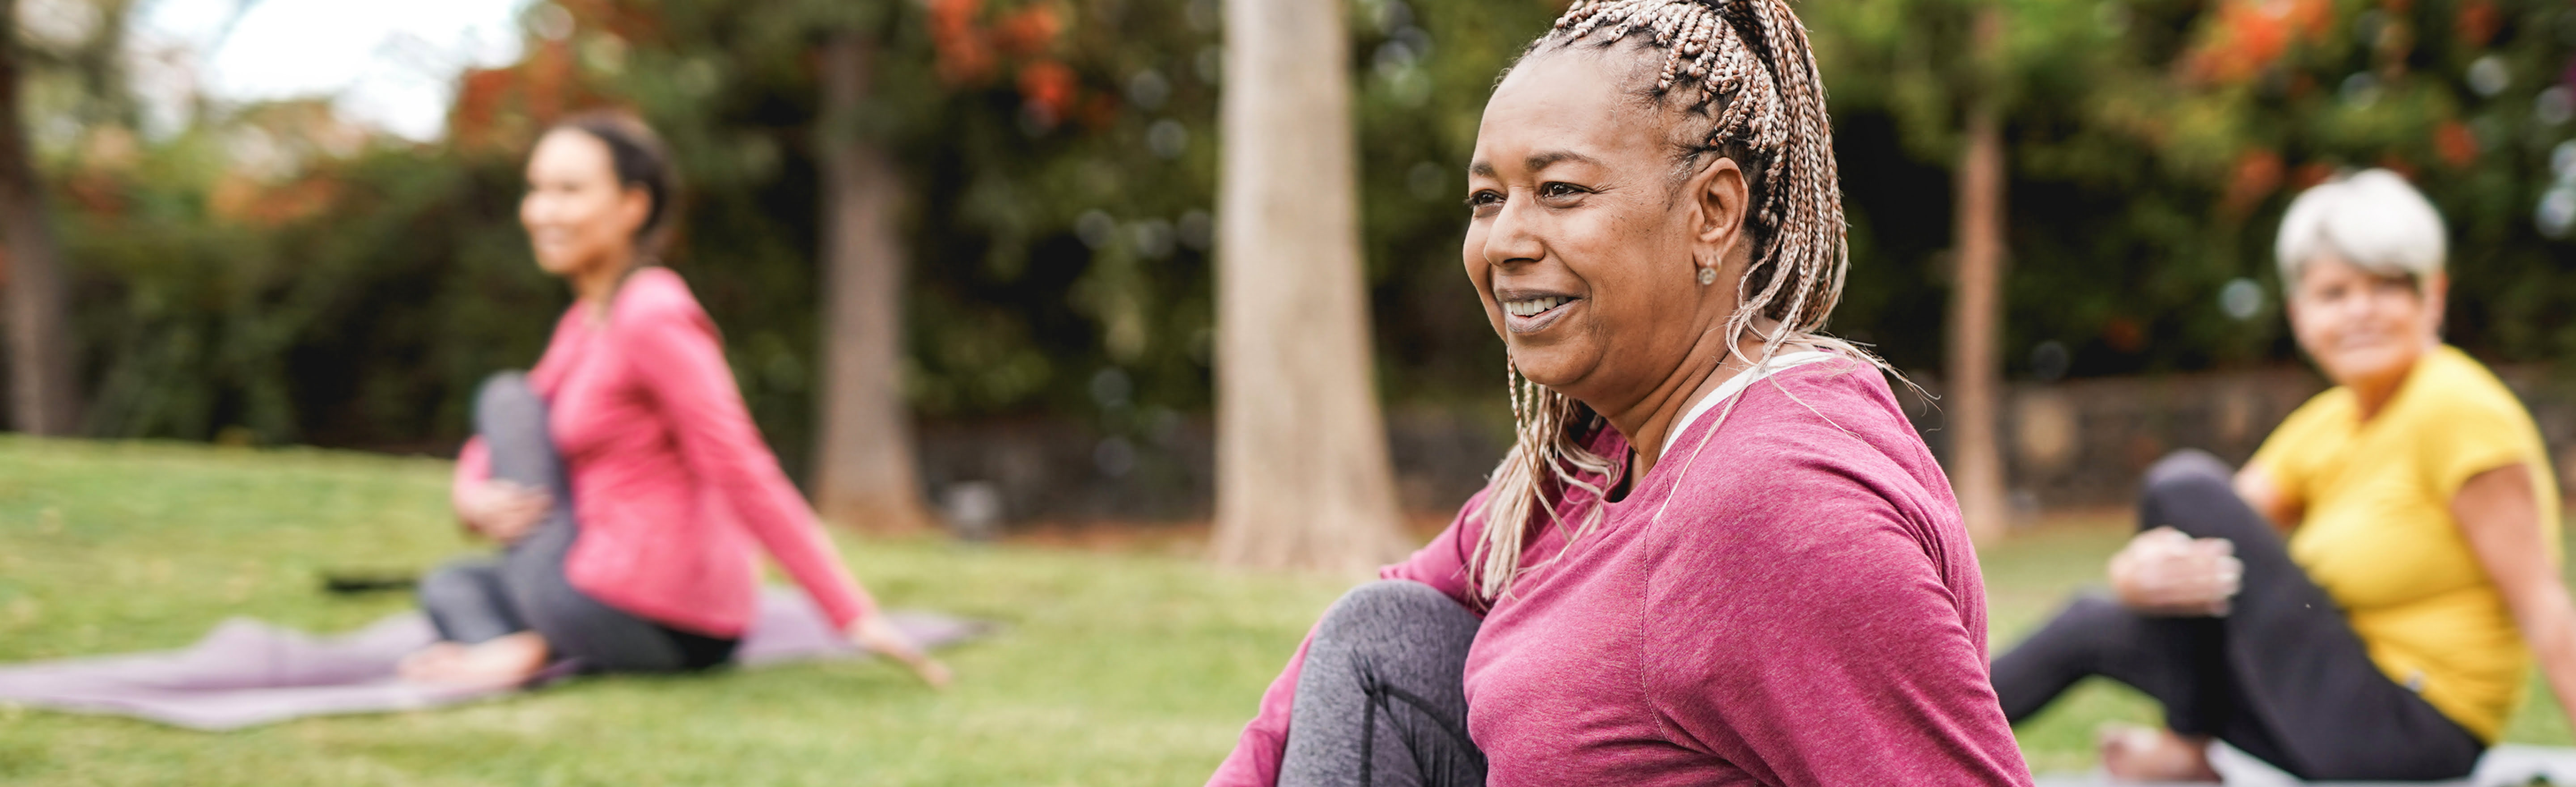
<box><xmin>616</xmin><ymin>185</ymin><xmax>655</xmax><ymax>240</ymax></box>
<box><xmin>1685</xmin><ymin>156</ymin><xmax>1752</xmax><ymax>279</ymax></box>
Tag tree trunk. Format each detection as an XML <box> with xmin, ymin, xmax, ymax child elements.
<box><xmin>1210</xmin><ymin>0</ymin><xmax>1407</xmax><ymax>572</ymax></box>
<box><xmin>0</xmin><ymin>0</ymin><xmax>78</xmax><ymax>436</ymax></box>
<box><xmin>1946</xmin><ymin>96</ymin><xmax>2008</xmax><ymax>543</ymax></box>
<box><xmin>812</xmin><ymin>32</ymin><xmax>932</xmax><ymax>534</ymax></box>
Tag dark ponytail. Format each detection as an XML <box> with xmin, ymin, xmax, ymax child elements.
<box><xmin>551</xmin><ymin>110</ymin><xmax>679</xmax><ymax>259</ymax></box>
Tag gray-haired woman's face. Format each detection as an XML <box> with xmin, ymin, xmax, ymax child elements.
<box><xmin>2286</xmin><ymin>254</ymin><xmax>2445</xmax><ymax>390</ymax></box>
<box><xmin>1462</xmin><ymin>47</ymin><xmax>1754</xmax><ymax>414</ymax></box>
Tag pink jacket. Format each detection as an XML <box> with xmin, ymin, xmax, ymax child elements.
<box><xmin>1208</xmin><ymin>358</ymin><xmax>2031</xmax><ymax>787</ymax></box>
<box><xmin>452</xmin><ymin>267</ymin><xmax>874</xmax><ymax>637</ymax></box>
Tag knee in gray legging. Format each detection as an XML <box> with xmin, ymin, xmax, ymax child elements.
<box><xmin>1313</xmin><ymin>580</ymin><xmax>1467</xmax><ymax>651</ymax></box>
<box><xmin>475</xmin><ymin>372</ymin><xmax>541</xmax><ymax>435</ymax></box>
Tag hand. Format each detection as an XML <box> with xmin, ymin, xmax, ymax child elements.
<box><xmin>458</xmin><ymin>480</ymin><xmax>551</xmax><ymax>545</ymax></box>
<box><xmin>2110</xmin><ymin>527</ymin><xmax>2242</xmax><ymax>616</ymax></box>
<box><xmin>849</xmin><ymin>614</ymin><xmax>954</xmax><ymax>690</ymax></box>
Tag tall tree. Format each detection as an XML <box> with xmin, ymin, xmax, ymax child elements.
<box><xmin>1946</xmin><ymin>91</ymin><xmax>2008</xmax><ymax>541</ymax></box>
<box><xmin>0</xmin><ymin>0</ymin><xmax>78</xmax><ymax>436</ymax></box>
<box><xmin>1210</xmin><ymin>0</ymin><xmax>1406</xmax><ymax>572</ymax></box>
<box><xmin>812</xmin><ymin>30</ymin><xmax>933</xmax><ymax>533</ymax></box>
<box><xmin>1944</xmin><ymin>8</ymin><xmax>2009</xmax><ymax>542</ymax></box>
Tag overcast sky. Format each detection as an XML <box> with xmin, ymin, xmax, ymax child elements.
<box><xmin>128</xmin><ymin>0</ymin><xmax>533</xmax><ymax>140</ymax></box>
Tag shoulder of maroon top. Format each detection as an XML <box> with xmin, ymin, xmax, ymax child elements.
<box><xmin>608</xmin><ymin>267</ymin><xmax>712</xmax><ymax>331</ymax></box>
<box><xmin>1727</xmin><ymin>357</ymin><xmax>1902</xmax><ymax>436</ymax></box>
<box><xmin>1646</xmin><ymin>363</ymin><xmax>1919</xmax><ymax>530</ymax></box>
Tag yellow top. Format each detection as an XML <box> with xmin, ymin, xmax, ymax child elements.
<box><xmin>2247</xmin><ymin>345</ymin><xmax>2562</xmax><ymax>742</ymax></box>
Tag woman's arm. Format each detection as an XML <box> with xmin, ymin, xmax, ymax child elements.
<box><xmin>1644</xmin><ymin>499</ymin><xmax>2032</xmax><ymax>784</ymax></box>
<box><xmin>620</xmin><ymin>288</ymin><xmax>877</xmax><ymax>629</ymax></box>
<box><xmin>2453</xmin><ymin>463</ymin><xmax>2576</xmax><ymax>729</ymax></box>
<box><xmin>621</xmin><ymin>288</ymin><xmax>951</xmax><ymax>686</ymax></box>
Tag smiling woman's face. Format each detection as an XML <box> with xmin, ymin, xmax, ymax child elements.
<box><xmin>520</xmin><ymin>128</ymin><xmax>649</xmax><ymax>280</ymax></box>
<box><xmin>1463</xmin><ymin>47</ymin><xmax>1748</xmax><ymax>411</ymax></box>
<box><xmin>2286</xmin><ymin>253</ymin><xmax>2443</xmax><ymax>392</ymax></box>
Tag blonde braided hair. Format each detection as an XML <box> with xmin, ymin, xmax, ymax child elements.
<box><xmin>1468</xmin><ymin>0</ymin><xmax>1877</xmax><ymax>603</ymax></box>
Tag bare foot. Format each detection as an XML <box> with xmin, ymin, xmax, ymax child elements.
<box><xmin>399</xmin><ymin>633</ymin><xmax>550</xmax><ymax>688</ymax></box>
<box><xmin>2098</xmin><ymin>724</ymin><xmax>2221</xmax><ymax>783</ymax></box>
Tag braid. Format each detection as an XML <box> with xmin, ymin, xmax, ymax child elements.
<box><xmin>1469</xmin><ymin>0</ymin><xmax>1882</xmax><ymax>602</ymax></box>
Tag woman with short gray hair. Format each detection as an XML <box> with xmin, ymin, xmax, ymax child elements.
<box><xmin>1991</xmin><ymin>169</ymin><xmax>2572</xmax><ymax>782</ymax></box>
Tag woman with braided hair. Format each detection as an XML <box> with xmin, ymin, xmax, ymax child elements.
<box><xmin>1205</xmin><ymin>1</ymin><xmax>2030</xmax><ymax>785</ymax></box>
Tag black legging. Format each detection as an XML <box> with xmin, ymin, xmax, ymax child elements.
<box><xmin>1991</xmin><ymin>450</ymin><xmax>2484</xmax><ymax>781</ymax></box>
<box><xmin>1280</xmin><ymin>580</ymin><xmax>1487</xmax><ymax>787</ymax></box>
<box><xmin>417</xmin><ymin>372</ymin><xmax>737</xmax><ymax>673</ymax></box>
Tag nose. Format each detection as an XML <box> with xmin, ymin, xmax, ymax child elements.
<box><xmin>1480</xmin><ymin>193</ymin><xmax>1544</xmax><ymax>270</ymax></box>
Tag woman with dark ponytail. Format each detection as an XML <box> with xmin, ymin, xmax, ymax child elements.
<box><xmin>1206</xmin><ymin>1</ymin><xmax>2028</xmax><ymax>784</ymax></box>
<box><xmin>400</xmin><ymin>111</ymin><xmax>949</xmax><ymax>688</ymax></box>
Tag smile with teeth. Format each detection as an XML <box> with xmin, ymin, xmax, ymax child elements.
<box><xmin>1504</xmin><ymin>296</ymin><xmax>1573</xmax><ymax>317</ymax></box>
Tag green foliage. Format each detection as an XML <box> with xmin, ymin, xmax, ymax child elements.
<box><xmin>1809</xmin><ymin>0</ymin><xmax>2576</xmax><ymax>377</ymax></box>
<box><xmin>31</xmin><ymin>0</ymin><xmax>2576</xmax><ymax>456</ymax></box>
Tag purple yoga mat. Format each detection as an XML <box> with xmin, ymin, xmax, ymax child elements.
<box><xmin>0</xmin><ymin>588</ymin><xmax>988</xmax><ymax>731</ymax></box>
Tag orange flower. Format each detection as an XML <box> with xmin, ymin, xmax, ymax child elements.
<box><xmin>994</xmin><ymin>4</ymin><xmax>1063</xmax><ymax>57</ymax></box>
<box><xmin>1018</xmin><ymin>59</ymin><xmax>1077</xmax><ymax>119</ymax></box>
<box><xmin>2434</xmin><ymin>121</ymin><xmax>2479</xmax><ymax>167</ymax></box>
<box><xmin>2222</xmin><ymin>148</ymin><xmax>2285</xmax><ymax>215</ymax></box>
<box><xmin>2181</xmin><ymin>0</ymin><xmax>2331</xmax><ymax>84</ymax></box>
<box><xmin>2455</xmin><ymin>0</ymin><xmax>2499</xmax><ymax>46</ymax></box>
<box><xmin>931</xmin><ymin>0</ymin><xmax>996</xmax><ymax>85</ymax></box>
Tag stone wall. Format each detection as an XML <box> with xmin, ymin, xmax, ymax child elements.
<box><xmin>913</xmin><ymin>408</ymin><xmax>1508</xmax><ymax>529</ymax></box>
<box><xmin>1907</xmin><ymin>364</ymin><xmax>2576</xmax><ymax>519</ymax></box>
<box><xmin>911</xmin><ymin>364</ymin><xmax>2576</xmax><ymax>530</ymax></box>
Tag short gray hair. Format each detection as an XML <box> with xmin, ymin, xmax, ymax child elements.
<box><xmin>2275</xmin><ymin>169</ymin><xmax>2447</xmax><ymax>287</ymax></box>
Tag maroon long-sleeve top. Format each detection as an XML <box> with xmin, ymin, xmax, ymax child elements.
<box><xmin>451</xmin><ymin>267</ymin><xmax>874</xmax><ymax>638</ymax></box>
<box><xmin>1209</xmin><ymin>357</ymin><xmax>2033</xmax><ymax>786</ymax></box>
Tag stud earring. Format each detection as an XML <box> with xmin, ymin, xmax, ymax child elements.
<box><xmin>1696</xmin><ymin>266</ymin><xmax>1717</xmax><ymax>286</ymax></box>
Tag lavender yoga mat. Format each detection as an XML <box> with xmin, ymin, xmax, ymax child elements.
<box><xmin>0</xmin><ymin>588</ymin><xmax>988</xmax><ymax>731</ymax></box>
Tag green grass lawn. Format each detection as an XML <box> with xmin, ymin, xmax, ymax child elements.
<box><xmin>0</xmin><ymin>436</ymin><xmax>2567</xmax><ymax>785</ymax></box>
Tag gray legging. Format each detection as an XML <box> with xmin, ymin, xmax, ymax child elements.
<box><xmin>1280</xmin><ymin>580</ymin><xmax>1487</xmax><ymax>787</ymax></box>
<box><xmin>417</xmin><ymin>372</ymin><xmax>735</xmax><ymax>673</ymax></box>
<box><xmin>1991</xmin><ymin>450</ymin><xmax>2483</xmax><ymax>781</ymax></box>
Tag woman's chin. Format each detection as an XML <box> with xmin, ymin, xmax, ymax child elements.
<box><xmin>1506</xmin><ymin>351</ymin><xmax>1593</xmax><ymax>394</ymax></box>
<box><xmin>2315</xmin><ymin>344</ymin><xmax>2424</xmax><ymax>389</ymax></box>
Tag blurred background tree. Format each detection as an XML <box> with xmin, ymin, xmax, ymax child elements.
<box><xmin>1208</xmin><ymin>0</ymin><xmax>1405</xmax><ymax>572</ymax></box>
<box><xmin>6</xmin><ymin>0</ymin><xmax>2572</xmax><ymax>525</ymax></box>
<box><xmin>0</xmin><ymin>0</ymin><xmax>83</xmax><ymax>436</ymax></box>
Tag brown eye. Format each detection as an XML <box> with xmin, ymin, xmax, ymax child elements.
<box><xmin>1467</xmin><ymin>190</ymin><xmax>1504</xmax><ymax>216</ymax></box>
<box><xmin>1539</xmin><ymin>182</ymin><xmax>1588</xmax><ymax>200</ymax></box>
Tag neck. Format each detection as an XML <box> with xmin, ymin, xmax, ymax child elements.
<box><xmin>2349</xmin><ymin>342</ymin><xmax>2434</xmax><ymax>421</ymax></box>
<box><xmin>571</xmin><ymin>251</ymin><xmax>640</xmax><ymax>321</ymax></box>
<box><xmin>1602</xmin><ymin>322</ymin><xmax>1773</xmax><ymax>482</ymax></box>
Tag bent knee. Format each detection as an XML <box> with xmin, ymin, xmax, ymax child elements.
<box><xmin>473</xmin><ymin>372</ymin><xmax>541</xmax><ymax>429</ymax></box>
<box><xmin>2142</xmin><ymin>449</ymin><xmax>2234</xmax><ymax>500</ymax></box>
<box><xmin>1313</xmin><ymin>580</ymin><xmax>1468</xmax><ymax>643</ymax></box>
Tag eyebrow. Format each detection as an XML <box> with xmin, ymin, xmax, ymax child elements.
<box><xmin>1467</xmin><ymin>149</ymin><xmax>1603</xmax><ymax>179</ymax></box>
